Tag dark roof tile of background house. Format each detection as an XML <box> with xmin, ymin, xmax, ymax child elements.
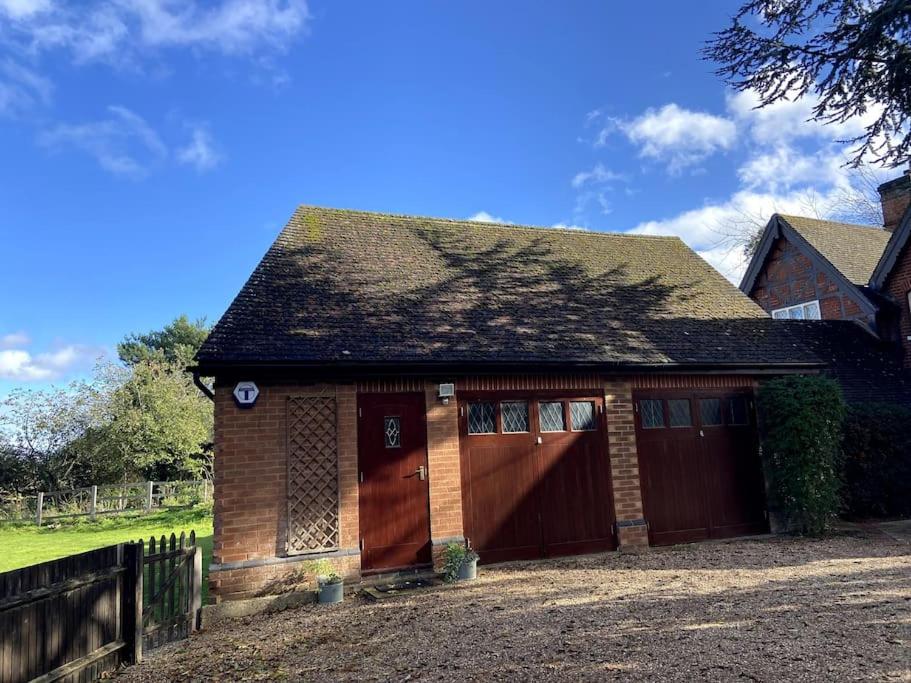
<box><xmin>779</xmin><ymin>214</ymin><xmax>891</xmax><ymax>285</ymax></box>
<box><xmin>197</xmin><ymin>207</ymin><xmax>873</xmax><ymax>369</ymax></box>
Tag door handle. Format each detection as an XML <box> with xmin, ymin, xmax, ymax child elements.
<box><xmin>414</xmin><ymin>466</ymin><xmax>427</xmax><ymax>481</ymax></box>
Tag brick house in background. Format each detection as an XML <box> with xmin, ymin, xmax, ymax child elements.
<box><xmin>193</xmin><ymin>203</ymin><xmax>903</xmax><ymax>602</ymax></box>
<box><xmin>742</xmin><ymin>171</ymin><xmax>911</xmax><ymax>373</ymax></box>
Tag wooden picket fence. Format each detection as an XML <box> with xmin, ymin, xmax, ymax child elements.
<box><xmin>142</xmin><ymin>532</ymin><xmax>201</xmax><ymax>651</ymax></box>
<box><xmin>0</xmin><ymin>532</ymin><xmax>201</xmax><ymax>683</ymax></box>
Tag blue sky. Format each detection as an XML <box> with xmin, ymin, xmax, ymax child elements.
<box><xmin>0</xmin><ymin>0</ymin><xmax>887</xmax><ymax>394</ymax></box>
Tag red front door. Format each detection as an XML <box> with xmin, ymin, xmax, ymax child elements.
<box><xmin>358</xmin><ymin>393</ymin><xmax>432</xmax><ymax>571</ymax></box>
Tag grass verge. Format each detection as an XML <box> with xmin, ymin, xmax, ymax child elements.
<box><xmin>0</xmin><ymin>506</ymin><xmax>214</xmax><ymax>600</ymax></box>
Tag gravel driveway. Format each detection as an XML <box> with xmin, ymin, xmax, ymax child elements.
<box><xmin>118</xmin><ymin>531</ymin><xmax>910</xmax><ymax>682</ymax></box>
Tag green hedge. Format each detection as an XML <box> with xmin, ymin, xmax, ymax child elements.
<box><xmin>842</xmin><ymin>403</ymin><xmax>911</xmax><ymax>519</ymax></box>
<box><xmin>757</xmin><ymin>376</ymin><xmax>845</xmax><ymax>535</ymax></box>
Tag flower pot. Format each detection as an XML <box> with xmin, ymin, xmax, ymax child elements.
<box><xmin>318</xmin><ymin>580</ymin><xmax>344</xmax><ymax>604</ymax></box>
<box><xmin>457</xmin><ymin>558</ymin><xmax>478</xmax><ymax>581</ymax></box>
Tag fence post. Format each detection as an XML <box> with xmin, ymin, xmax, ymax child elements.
<box><xmin>191</xmin><ymin>545</ymin><xmax>203</xmax><ymax>631</ymax></box>
<box><xmin>36</xmin><ymin>491</ymin><xmax>44</xmax><ymax>527</ymax></box>
<box><xmin>90</xmin><ymin>485</ymin><xmax>98</xmax><ymax>521</ymax></box>
<box><xmin>122</xmin><ymin>541</ymin><xmax>144</xmax><ymax>664</ymax></box>
<box><xmin>145</xmin><ymin>481</ymin><xmax>154</xmax><ymax>513</ymax></box>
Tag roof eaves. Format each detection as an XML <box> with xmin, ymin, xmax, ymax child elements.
<box><xmin>193</xmin><ymin>358</ymin><xmax>827</xmax><ymax>375</ymax></box>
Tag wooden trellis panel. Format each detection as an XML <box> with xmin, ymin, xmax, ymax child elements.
<box><xmin>287</xmin><ymin>396</ymin><xmax>340</xmax><ymax>553</ymax></box>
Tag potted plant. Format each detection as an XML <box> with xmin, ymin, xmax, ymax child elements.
<box><xmin>317</xmin><ymin>572</ymin><xmax>344</xmax><ymax>604</ymax></box>
<box><xmin>442</xmin><ymin>542</ymin><xmax>479</xmax><ymax>582</ymax></box>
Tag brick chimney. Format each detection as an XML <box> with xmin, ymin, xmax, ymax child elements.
<box><xmin>878</xmin><ymin>169</ymin><xmax>911</xmax><ymax>232</ymax></box>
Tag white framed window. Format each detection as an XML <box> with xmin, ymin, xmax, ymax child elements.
<box><xmin>772</xmin><ymin>300</ymin><xmax>821</xmax><ymax>320</ymax></box>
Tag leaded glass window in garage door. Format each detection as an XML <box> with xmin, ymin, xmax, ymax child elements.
<box><xmin>468</xmin><ymin>402</ymin><xmax>496</xmax><ymax>434</ymax></box>
<box><xmin>501</xmin><ymin>401</ymin><xmax>529</xmax><ymax>433</ymax></box>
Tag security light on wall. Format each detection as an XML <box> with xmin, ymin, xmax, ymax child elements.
<box><xmin>438</xmin><ymin>383</ymin><xmax>455</xmax><ymax>404</ymax></box>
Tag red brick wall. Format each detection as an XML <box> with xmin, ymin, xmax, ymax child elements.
<box><xmin>213</xmin><ymin>383</ymin><xmax>359</xmax><ymax>566</ymax></box>
<box><xmin>211</xmin><ymin>383</ymin><xmax>360</xmax><ymax>601</ymax></box>
<box><xmin>884</xmin><ymin>242</ymin><xmax>911</xmax><ymax>367</ymax></box>
<box><xmin>749</xmin><ymin>237</ymin><xmax>873</xmax><ymax>325</ymax></box>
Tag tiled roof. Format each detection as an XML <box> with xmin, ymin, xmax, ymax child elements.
<box><xmin>198</xmin><ymin>206</ymin><xmax>850</xmax><ymax>369</ymax></box>
<box><xmin>779</xmin><ymin>214</ymin><xmax>891</xmax><ymax>285</ymax></box>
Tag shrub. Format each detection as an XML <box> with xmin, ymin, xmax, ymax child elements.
<box><xmin>442</xmin><ymin>542</ymin><xmax>479</xmax><ymax>583</ymax></box>
<box><xmin>842</xmin><ymin>402</ymin><xmax>911</xmax><ymax>519</ymax></box>
<box><xmin>757</xmin><ymin>375</ymin><xmax>845</xmax><ymax>535</ymax></box>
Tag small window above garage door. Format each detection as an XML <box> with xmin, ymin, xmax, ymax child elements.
<box><xmin>636</xmin><ymin>395</ymin><xmax>753</xmax><ymax>430</ymax></box>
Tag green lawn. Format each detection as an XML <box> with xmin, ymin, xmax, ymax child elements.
<box><xmin>0</xmin><ymin>506</ymin><xmax>214</xmax><ymax>599</ymax></box>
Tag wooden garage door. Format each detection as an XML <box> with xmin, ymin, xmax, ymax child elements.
<box><xmin>459</xmin><ymin>392</ymin><xmax>616</xmax><ymax>563</ymax></box>
<box><xmin>634</xmin><ymin>390</ymin><xmax>768</xmax><ymax>546</ymax></box>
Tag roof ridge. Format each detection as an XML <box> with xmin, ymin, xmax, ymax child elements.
<box><xmin>775</xmin><ymin>213</ymin><xmax>883</xmax><ymax>232</ymax></box>
<box><xmin>293</xmin><ymin>204</ymin><xmax>683</xmax><ymax>241</ymax></box>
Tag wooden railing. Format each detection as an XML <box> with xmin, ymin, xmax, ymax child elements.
<box><xmin>0</xmin><ymin>533</ymin><xmax>201</xmax><ymax>683</ymax></box>
<box><xmin>0</xmin><ymin>480</ymin><xmax>210</xmax><ymax>526</ymax></box>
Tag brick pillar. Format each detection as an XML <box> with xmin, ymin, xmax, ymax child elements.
<box><xmin>604</xmin><ymin>379</ymin><xmax>649</xmax><ymax>550</ymax></box>
<box><xmin>335</xmin><ymin>384</ymin><xmax>360</xmax><ymax>550</ymax></box>
<box><xmin>424</xmin><ymin>383</ymin><xmax>465</xmax><ymax>569</ymax></box>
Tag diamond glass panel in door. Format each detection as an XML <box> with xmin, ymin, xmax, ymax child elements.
<box><xmin>640</xmin><ymin>399</ymin><xmax>664</xmax><ymax>429</ymax></box>
<box><xmin>383</xmin><ymin>416</ymin><xmax>401</xmax><ymax>448</ymax></box>
<box><xmin>467</xmin><ymin>402</ymin><xmax>496</xmax><ymax>434</ymax></box>
<box><xmin>539</xmin><ymin>402</ymin><xmax>566</xmax><ymax>432</ymax></box>
<box><xmin>570</xmin><ymin>401</ymin><xmax>596</xmax><ymax>431</ymax></box>
<box><xmin>668</xmin><ymin>399</ymin><xmax>692</xmax><ymax>427</ymax></box>
<box><xmin>699</xmin><ymin>398</ymin><xmax>723</xmax><ymax>427</ymax></box>
<box><xmin>501</xmin><ymin>401</ymin><xmax>529</xmax><ymax>433</ymax></box>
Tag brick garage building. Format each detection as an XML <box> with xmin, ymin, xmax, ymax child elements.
<box><xmin>194</xmin><ymin>206</ymin><xmax>889</xmax><ymax>601</ymax></box>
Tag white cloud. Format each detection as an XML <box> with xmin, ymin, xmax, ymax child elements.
<box><xmin>0</xmin><ymin>0</ymin><xmax>50</xmax><ymax>20</ymax></box>
<box><xmin>737</xmin><ymin>146</ymin><xmax>847</xmax><ymax>192</ymax></box>
<box><xmin>177</xmin><ymin>125</ymin><xmax>222</xmax><ymax>172</ymax></box>
<box><xmin>467</xmin><ymin>211</ymin><xmax>511</xmax><ymax>224</ymax></box>
<box><xmin>131</xmin><ymin>0</ymin><xmax>310</xmax><ymax>54</ymax></box>
<box><xmin>629</xmin><ymin>187</ymin><xmax>844</xmax><ymax>282</ymax></box>
<box><xmin>0</xmin><ymin>59</ymin><xmax>52</xmax><ymax>116</ymax></box>
<box><xmin>607</xmin><ymin>103</ymin><xmax>737</xmax><ymax>173</ymax></box>
<box><xmin>576</xmin><ymin>88</ymin><xmax>894</xmax><ymax>284</ymax></box>
<box><xmin>725</xmin><ymin>90</ymin><xmax>878</xmax><ymax>147</ymax></box>
<box><xmin>0</xmin><ymin>343</ymin><xmax>102</xmax><ymax>381</ymax></box>
<box><xmin>1</xmin><ymin>1</ymin><xmax>310</xmax><ymax>64</ymax></box>
<box><xmin>38</xmin><ymin>105</ymin><xmax>167</xmax><ymax>177</ymax></box>
<box><xmin>0</xmin><ymin>332</ymin><xmax>30</xmax><ymax>349</ymax></box>
<box><xmin>571</xmin><ymin>163</ymin><xmax>625</xmax><ymax>188</ymax></box>
<box><xmin>551</xmin><ymin>222</ymin><xmax>587</xmax><ymax>231</ymax></box>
